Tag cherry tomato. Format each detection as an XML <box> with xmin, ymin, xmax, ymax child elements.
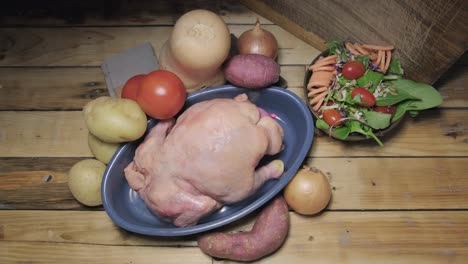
<box><xmin>374</xmin><ymin>105</ymin><xmax>397</xmax><ymax>115</ymax></box>
<box><xmin>342</xmin><ymin>61</ymin><xmax>366</xmax><ymax>80</ymax></box>
<box><xmin>121</xmin><ymin>74</ymin><xmax>145</xmax><ymax>101</ymax></box>
<box><xmin>323</xmin><ymin>109</ymin><xmax>343</xmax><ymax>126</ymax></box>
<box><xmin>351</xmin><ymin>87</ymin><xmax>376</xmax><ymax>107</ymax></box>
<box><xmin>137</xmin><ymin>70</ymin><xmax>186</xmax><ymax>119</ymax></box>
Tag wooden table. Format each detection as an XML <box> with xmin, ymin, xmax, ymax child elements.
<box><xmin>1</xmin><ymin>1</ymin><xmax>467</xmax><ymax>263</ymax></box>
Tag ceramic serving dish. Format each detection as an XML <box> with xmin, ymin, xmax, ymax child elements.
<box><xmin>102</xmin><ymin>85</ymin><xmax>314</xmax><ymax>236</ymax></box>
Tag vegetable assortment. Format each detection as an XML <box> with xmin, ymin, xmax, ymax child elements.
<box><xmin>307</xmin><ymin>40</ymin><xmax>443</xmax><ymax>145</ymax></box>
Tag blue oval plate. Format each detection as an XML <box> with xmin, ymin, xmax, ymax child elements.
<box><xmin>102</xmin><ymin>85</ymin><xmax>314</xmax><ymax>236</ymax></box>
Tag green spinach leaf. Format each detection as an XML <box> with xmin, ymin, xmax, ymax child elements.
<box><xmin>388</xmin><ymin>79</ymin><xmax>443</xmax><ymax>110</ymax></box>
<box><xmin>316</xmin><ymin>118</ymin><xmax>330</xmax><ymax>130</ymax></box>
<box><xmin>356</xmin><ymin>55</ymin><xmax>371</xmax><ymax>68</ymax></box>
<box><xmin>363</xmin><ymin>110</ymin><xmax>392</xmax><ymax>129</ymax></box>
<box><xmin>388</xmin><ymin>58</ymin><xmax>404</xmax><ymax>75</ymax></box>
<box><xmin>375</xmin><ymin>86</ymin><xmax>418</xmax><ymax>106</ymax></box>
<box><xmin>392</xmin><ymin>100</ymin><xmax>411</xmax><ymax>123</ymax></box>
<box><xmin>357</xmin><ymin>70</ymin><xmax>383</xmax><ymax>92</ymax></box>
<box><xmin>333</xmin><ymin>126</ymin><xmax>350</xmax><ymax>139</ymax></box>
<box><xmin>347</xmin><ymin>120</ymin><xmax>383</xmax><ymax>146</ymax></box>
<box><xmin>326</xmin><ymin>40</ymin><xmax>347</xmax><ymax>62</ymax></box>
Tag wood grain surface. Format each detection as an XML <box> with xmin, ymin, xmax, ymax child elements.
<box><xmin>241</xmin><ymin>0</ymin><xmax>468</xmax><ymax>84</ymax></box>
<box><xmin>0</xmin><ymin>0</ymin><xmax>466</xmax><ymax>263</ymax></box>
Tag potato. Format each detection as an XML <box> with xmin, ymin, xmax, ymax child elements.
<box><xmin>88</xmin><ymin>132</ymin><xmax>120</xmax><ymax>164</ymax></box>
<box><xmin>83</xmin><ymin>96</ymin><xmax>147</xmax><ymax>143</ymax></box>
<box><xmin>68</xmin><ymin>159</ymin><xmax>106</xmax><ymax>206</ymax></box>
<box><xmin>197</xmin><ymin>195</ymin><xmax>289</xmax><ymax>262</ymax></box>
<box><xmin>224</xmin><ymin>54</ymin><xmax>280</xmax><ymax>89</ymax></box>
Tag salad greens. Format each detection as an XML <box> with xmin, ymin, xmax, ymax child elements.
<box><xmin>310</xmin><ymin>40</ymin><xmax>443</xmax><ymax>146</ymax></box>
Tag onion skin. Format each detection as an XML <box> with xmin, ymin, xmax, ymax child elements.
<box><xmin>284</xmin><ymin>166</ymin><xmax>332</xmax><ymax>215</ymax></box>
<box><xmin>238</xmin><ymin>18</ymin><xmax>278</xmax><ymax>59</ymax></box>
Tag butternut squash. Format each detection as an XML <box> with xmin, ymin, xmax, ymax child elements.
<box><xmin>159</xmin><ymin>9</ymin><xmax>231</xmax><ymax>92</ymax></box>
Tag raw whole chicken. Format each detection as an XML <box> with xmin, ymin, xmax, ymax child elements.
<box><xmin>124</xmin><ymin>93</ymin><xmax>284</xmax><ymax>227</ymax></box>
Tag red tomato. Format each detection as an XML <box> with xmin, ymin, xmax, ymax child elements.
<box><xmin>342</xmin><ymin>61</ymin><xmax>366</xmax><ymax>80</ymax></box>
<box><xmin>323</xmin><ymin>109</ymin><xmax>343</xmax><ymax>126</ymax></box>
<box><xmin>137</xmin><ymin>70</ymin><xmax>186</xmax><ymax>119</ymax></box>
<box><xmin>374</xmin><ymin>105</ymin><xmax>397</xmax><ymax>115</ymax></box>
<box><xmin>121</xmin><ymin>74</ymin><xmax>145</xmax><ymax>101</ymax></box>
<box><xmin>351</xmin><ymin>87</ymin><xmax>376</xmax><ymax>107</ymax></box>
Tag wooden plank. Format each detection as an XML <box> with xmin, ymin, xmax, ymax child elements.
<box><xmin>0</xmin><ymin>26</ymin><xmax>319</xmax><ymax>66</ymax></box>
<box><xmin>434</xmin><ymin>64</ymin><xmax>468</xmax><ymax>108</ymax></box>
<box><xmin>308</xmin><ymin>109</ymin><xmax>468</xmax><ymax>157</ymax></box>
<box><xmin>0</xmin><ymin>210</ymin><xmax>197</xmax><ymax>246</ymax></box>
<box><xmin>0</xmin><ymin>158</ymin><xmax>87</xmax><ymax>209</ymax></box>
<box><xmin>0</xmin><ymin>111</ymin><xmax>93</xmax><ymax>157</ymax></box>
<box><xmin>0</xmin><ymin>241</ymin><xmax>209</xmax><ymax>264</ymax></box>
<box><xmin>1</xmin><ymin>157</ymin><xmax>467</xmax><ymax>210</ymax></box>
<box><xmin>0</xmin><ymin>67</ymin><xmax>107</xmax><ymax>111</ymax></box>
<box><xmin>215</xmin><ymin>211</ymin><xmax>468</xmax><ymax>264</ymax></box>
<box><xmin>1</xmin><ymin>109</ymin><xmax>466</xmax><ymax>158</ymax></box>
<box><xmin>241</xmin><ymin>0</ymin><xmax>468</xmax><ymax>85</ymax></box>
<box><xmin>0</xmin><ymin>66</ymin><xmax>305</xmax><ymax>111</ymax></box>
<box><xmin>1</xmin><ymin>210</ymin><xmax>467</xmax><ymax>263</ymax></box>
<box><xmin>307</xmin><ymin>158</ymin><xmax>468</xmax><ymax>210</ymax></box>
<box><xmin>0</xmin><ymin>0</ymin><xmax>273</xmax><ymax>26</ymax></box>
<box><xmin>1</xmin><ymin>65</ymin><xmax>465</xmax><ymax>111</ymax></box>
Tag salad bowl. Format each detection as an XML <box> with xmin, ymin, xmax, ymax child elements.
<box><xmin>303</xmin><ymin>50</ymin><xmax>405</xmax><ymax>143</ymax></box>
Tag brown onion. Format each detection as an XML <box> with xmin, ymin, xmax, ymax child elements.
<box><xmin>237</xmin><ymin>18</ymin><xmax>278</xmax><ymax>59</ymax></box>
<box><xmin>284</xmin><ymin>166</ymin><xmax>332</xmax><ymax>215</ymax></box>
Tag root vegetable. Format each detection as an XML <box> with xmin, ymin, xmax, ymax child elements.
<box><xmin>83</xmin><ymin>96</ymin><xmax>147</xmax><ymax>143</ymax></box>
<box><xmin>238</xmin><ymin>18</ymin><xmax>278</xmax><ymax>59</ymax></box>
<box><xmin>284</xmin><ymin>166</ymin><xmax>332</xmax><ymax>215</ymax></box>
<box><xmin>224</xmin><ymin>54</ymin><xmax>280</xmax><ymax>89</ymax></box>
<box><xmin>197</xmin><ymin>195</ymin><xmax>289</xmax><ymax>262</ymax></box>
<box><xmin>88</xmin><ymin>132</ymin><xmax>119</xmax><ymax>164</ymax></box>
<box><xmin>159</xmin><ymin>9</ymin><xmax>231</xmax><ymax>92</ymax></box>
<box><xmin>68</xmin><ymin>159</ymin><xmax>106</xmax><ymax>206</ymax></box>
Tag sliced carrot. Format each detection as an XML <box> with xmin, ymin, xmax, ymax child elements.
<box><xmin>354</xmin><ymin>43</ymin><xmax>369</xmax><ymax>55</ymax></box>
<box><xmin>376</xmin><ymin>50</ymin><xmax>384</xmax><ymax>65</ymax></box>
<box><xmin>309</xmin><ymin>71</ymin><xmax>334</xmax><ymax>83</ymax></box>
<box><xmin>369</xmin><ymin>51</ymin><xmax>378</xmax><ymax>61</ymax></box>
<box><xmin>308</xmin><ymin>55</ymin><xmax>337</xmax><ymax>70</ymax></box>
<box><xmin>308</xmin><ymin>81</ymin><xmax>329</xmax><ymax>89</ymax></box>
<box><xmin>379</xmin><ymin>51</ymin><xmax>386</xmax><ymax>71</ymax></box>
<box><xmin>345</xmin><ymin>42</ymin><xmax>361</xmax><ymax>55</ymax></box>
<box><xmin>362</xmin><ymin>44</ymin><xmax>394</xmax><ymax>51</ymax></box>
<box><xmin>384</xmin><ymin>50</ymin><xmax>392</xmax><ymax>71</ymax></box>
<box><xmin>308</xmin><ymin>86</ymin><xmax>328</xmax><ymax>96</ymax></box>
<box><xmin>312</xmin><ymin>96</ymin><xmax>325</xmax><ymax>112</ymax></box>
<box><xmin>310</xmin><ymin>91</ymin><xmax>327</xmax><ymax>105</ymax></box>
<box><xmin>311</xmin><ymin>66</ymin><xmax>335</xmax><ymax>72</ymax></box>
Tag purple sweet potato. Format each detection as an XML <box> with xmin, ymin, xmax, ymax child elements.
<box><xmin>197</xmin><ymin>195</ymin><xmax>290</xmax><ymax>262</ymax></box>
<box><xmin>224</xmin><ymin>54</ymin><xmax>281</xmax><ymax>89</ymax></box>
